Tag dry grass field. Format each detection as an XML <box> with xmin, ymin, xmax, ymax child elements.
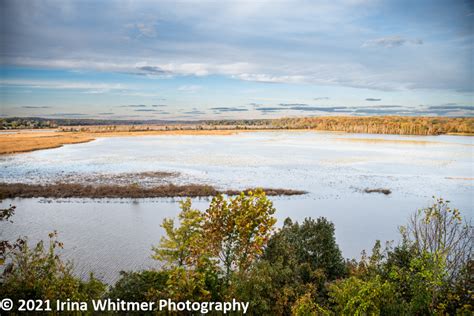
<box><xmin>0</xmin><ymin>128</ymin><xmax>264</xmax><ymax>155</ymax></box>
<box><xmin>0</xmin><ymin>131</ymin><xmax>94</xmax><ymax>155</ymax></box>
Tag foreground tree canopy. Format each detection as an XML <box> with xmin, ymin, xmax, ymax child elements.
<box><xmin>1</xmin><ymin>193</ymin><xmax>472</xmax><ymax>315</ymax></box>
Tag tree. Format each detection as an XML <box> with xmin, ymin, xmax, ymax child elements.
<box><xmin>403</xmin><ymin>197</ymin><xmax>472</xmax><ymax>283</ymax></box>
<box><xmin>292</xmin><ymin>292</ymin><xmax>330</xmax><ymax>316</ymax></box>
<box><xmin>232</xmin><ymin>217</ymin><xmax>345</xmax><ymax>314</ymax></box>
<box><xmin>204</xmin><ymin>189</ymin><xmax>277</xmax><ymax>282</ymax></box>
<box><xmin>328</xmin><ymin>275</ymin><xmax>400</xmax><ymax>315</ymax></box>
<box><xmin>108</xmin><ymin>270</ymin><xmax>168</xmax><ymax>302</ymax></box>
<box><xmin>265</xmin><ymin>217</ymin><xmax>346</xmax><ymax>281</ymax></box>
<box><xmin>152</xmin><ymin>199</ymin><xmax>217</xmax><ymax>301</ymax></box>
<box><xmin>152</xmin><ymin>199</ymin><xmax>206</xmax><ymax>267</ymax></box>
<box><xmin>0</xmin><ymin>204</ymin><xmax>24</xmax><ymax>268</ymax></box>
<box><xmin>330</xmin><ymin>198</ymin><xmax>473</xmax><ymax>315</ymax></box>
<box><xmin>395</xmin><ymin>198</ymin><xmax>473</xmax><ymax>314</ymax></box>
<box><xmin>233</xmin><ymin>259</ymin><xmax>311</xmax><ymax>315</ymax></box>
<box><xmin>152</xmin><ymin>190</ymin><xmax>277</xmax><ymax>300</ymax></box>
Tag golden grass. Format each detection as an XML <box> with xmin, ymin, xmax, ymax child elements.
<box><xmin>446</xmin><ymin>132</ymin><xmax>474</xmax><ymax>136</ymax></box>
<box><xmin>0</xmin><ymin>131</ymin><xmax>95</xmax><ymax>155</ymax></box>
<box><xmin>0</xmin><ymin>129</ymin><xmax>276</xmax><ymax>155</ymax></box>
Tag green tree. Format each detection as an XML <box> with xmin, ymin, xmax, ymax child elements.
<box><xmin>328</xmin><ymin>275</ymin><xmax>400</xmax><ymax>315</ymax></box>
<box><xmin>292</xmin><ymin>292</ymin><xmax>331</xmax><ymax>316</ymax></box>
<box><xmin>204</xmin><ymin>190</ymin><xmax>277</xmax><ymax>282</ymax></box>
<box><xmin>390</xmin><ymin>198</ymin><xmax>473</xmax><ymax>314</ymax></box>
<box><xmin>403</xmin><ymin>197</ymin><xmax>472</xmax><ymax>284</ymax></box>
<box><xmin>233</xmin><ymin>259</ymin><xmax>311</xmax><ymax>315</ymax></box>
<box><xmin>329</xmin><ymin>198</ymin><xmax>473</xmax><ymax>315</ymax></box>
<box><xmin>151</xmin><ymin>199</ymin><xmax>218</xmax><ymax>301</ymax></box>
<box><xmin>108</xmin><ymin>270</ymin><xmax>168</xmax><ymax>302</ymax></box>
<box><xmin>265</xmin><ymin>217</ymin><xmax>346</xmax><ymax>281</ymax></box>
<box><xmin>152</xmin><ymin>199</ymin><xmax>206</xmax><ymax>267</ymax></box>
<box><xmin>232</xmin><ymin>217</ymin><xmax>345</xmax><ymax>314</ymax></box>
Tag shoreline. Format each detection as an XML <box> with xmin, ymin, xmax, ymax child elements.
<box><xmin>0</xmin><ymin>128</ymin><xmax>287</xmax><ymax>155</ymax></box>
<box><xmin>1</xmin><ymin>127</ymin><xmax>473</xmax><ymax>155</ymax></box>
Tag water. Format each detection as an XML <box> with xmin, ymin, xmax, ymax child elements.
<box><xmin>1</xmin><ymin>131</ymin><xmax>473</xmax><ymax>284</ymax></box>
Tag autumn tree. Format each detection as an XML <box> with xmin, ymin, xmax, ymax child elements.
<box><xmin>152</xmin><ymin>199</ymin><xmax>207</xmax><ymax>267</ymax></box>
<box><xmin>152</xmin><ymin>189</ymin><xmax>277</xmax><ymax>300</ymax></box>
<box><xmin>204</xmin><ymin>189</ymin><xmax>277</xmax><ymax>282</ymax></box>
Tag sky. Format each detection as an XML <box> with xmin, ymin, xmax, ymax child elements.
<box><xmin>0</xmin><ymin>0</ymin><xmax>473</xmax><ymax>120</ymax></box>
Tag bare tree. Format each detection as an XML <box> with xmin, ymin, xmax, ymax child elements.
<box><xmin>404</xmin><ymin>197</ymin><xmax>472</xmax><ymax>283</ymax></box>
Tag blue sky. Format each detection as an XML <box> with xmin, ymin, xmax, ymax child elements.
<box><xmin>1</xmin><ymin>0</ymin><xmax>473</xmax><ymax>120</ymax></box>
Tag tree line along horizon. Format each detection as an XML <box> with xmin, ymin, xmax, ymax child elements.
<box><xmin>2</xmin><ymin>116</ymin><xmax>473</xmax><ymax>136</ymax></box>
<box><xmin>0</xmin><ymin>190</ymin><xmax>472</xmax><ymax>315</ymax></box>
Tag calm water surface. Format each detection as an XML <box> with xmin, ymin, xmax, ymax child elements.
<box><xmin>1</xmin><ymin>131</ymin><xmax>472</xmax><ymax>283</ymax></box>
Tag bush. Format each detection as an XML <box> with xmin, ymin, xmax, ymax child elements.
<box><xmin>108</xmin><ymin>270</ymin><xmax>168</xmax><ymax>301</ymax></box>
<box><xmin>0</xmin><ymin>232</ymin><xmax>105</xmax><ymax>308</ymax></box>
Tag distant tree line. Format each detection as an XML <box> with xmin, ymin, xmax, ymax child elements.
<box><xmin>3</xmin><ymin>116</ymin><xmax>473</xmax><ymax>135</ymax></box>
<box><xmin>269</xmin><ymin>116</ymin><xmax>474</xmax><ymax>135</ymax></box>
<box><xmin>1</xmin><ymin>191</ymin><xmax>472</xmax><ymax>314</ymax></box>
<box><xmin>0</xmin><ymin>117</ymin><xmax>192</xmax><ymax>129</ymax></box>
<box><xmin>0</xmin><ymin>118</ymin><xmax>57</xmax><ymax>129</ymax></box>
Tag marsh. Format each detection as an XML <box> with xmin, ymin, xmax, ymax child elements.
<box><xmin>1</xmin><ymin>131</ymin><xmax>472</xmax><ymax>283</ymax></box>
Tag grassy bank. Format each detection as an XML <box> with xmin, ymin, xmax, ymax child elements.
<box><xmin>0</xmin><ymin>131</ymin><xmax>95</xmax><ymax>155</ymax></box>
<box><xmin>0</xmin><ymin>183</ymin><xmax>306</xmax><ymax>199</ymax></box>
<box><xmin>0</xmin><ymin>129</ymin><xmax>260</xmax><ymax>155</ymax></box>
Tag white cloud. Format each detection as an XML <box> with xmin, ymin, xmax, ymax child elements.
<box><xmin>0</xmin><ymin>79</ymin><xmax>125</xmax><ymax>91</ymax></box>
<box><xmin>7</xmin><ymin>58</ymin><xmax>256</xmax><ymax>79</ymax></box>
<box><xmin>178</xmin><ymin>85</ymin><xmax>202</xmax><ymax>92</ymax></box>
<box><xmin>235</xmin><ymin>73</ymin><xmax>307</xmax><ymax>84</ymax></box>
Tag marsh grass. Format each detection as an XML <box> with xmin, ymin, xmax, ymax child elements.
<box><xmin>0</xmin><ymin>183</ymin><xmax>306</xmax><ymax>199</ymax></box>
<box><xmin>364</xmin><ymin>188</ymin><xmax>392</xmax><ymax>195</ymax></box>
